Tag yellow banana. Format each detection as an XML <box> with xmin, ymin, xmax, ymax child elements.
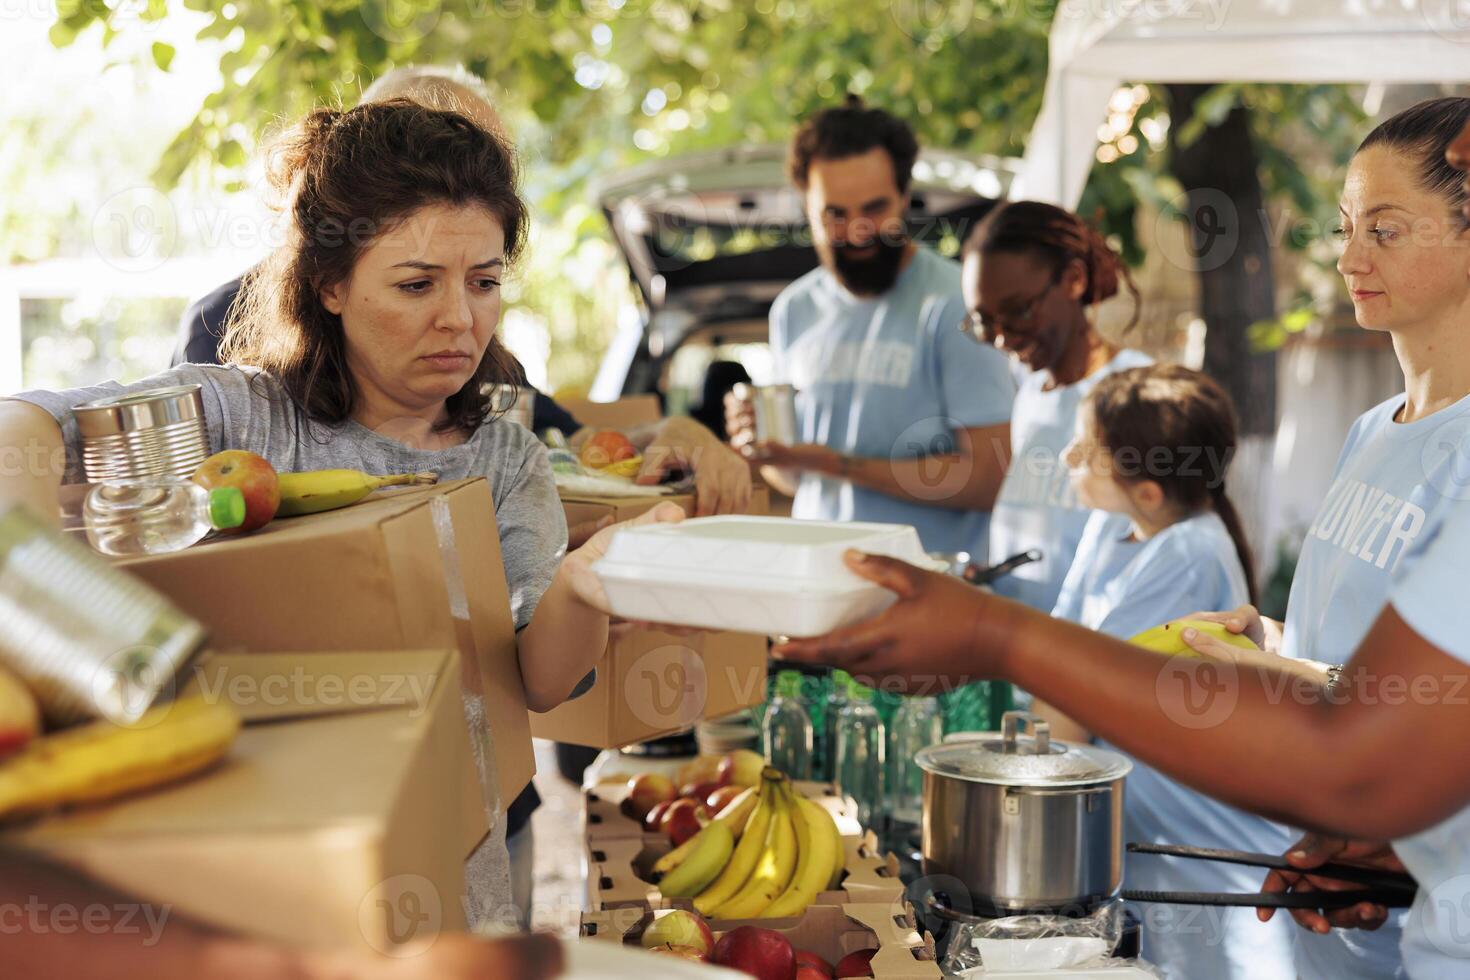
<box><xmin>275</xmin><ymin>469</ymin><xmax>438</xmax><ymax>517</ymax></box>
<box><xmin>1128</xmin><ymin>619</ymin><xmax>1259</xmax><ymax>657</ymax></box>
<box><xmin>712</xmin><ymin>780</ymin><xmax>798</xmax><ymax>920</ymax></box>
<box><xmin>694</xmin><ymin>774</ymin><xmax>777</xmax><ymax>915</ymax></box>
<box><xmin>762</xmin><ymin>793</ymin><xmax>838</xmax><ymax>918</ymax></box>
<box><xmin>0</xmin><ymin>695</ymin><xmax>240</xmax><ymax>818</ymax></box>
<box><xmin>653</xmin><ymin>785</ymin><xmax>759</xmax><ymax>875</ymax></box>
<box><xmin>657</xmin><ymin>822</ymin><xmax>735</xmax><ymax>898</ymax></box>
<box><xmin>598</xmin><ymin>456</ymin><xmax>644</xmax><ymax>479</ymax></box>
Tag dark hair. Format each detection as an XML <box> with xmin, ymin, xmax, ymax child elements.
<box><xmin>1358</xmin><ymin>97</ymin><xmax>1470</xmax><ymax>228</ymax></box>
<box><xmin>786</xmin><ymin>94</ymin><xmax>920</xmax><ymax>193</ymax></box>
<box><xmin>963</xmin><ymin>200</ymin><xmax>1141</xmax><ymax>331</ymax></box>
<box><xmin>221</xmin><ymin>99</ymin><xmax>528</xmax><ymax>434</ymax></box>
<box><xmin>1087</xmin><ymin>364</ymin><xmax>1257</xmax><ymax>605</ymax></box>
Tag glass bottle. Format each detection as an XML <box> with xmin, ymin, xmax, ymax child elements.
<box><xmin>886</xmin><ymin>695</ymin><xmax>944</xmax><ymax>829</ymax></box>
<box><xmin>821</xmin><ymin>668</ymin><xmax>850</xmax><ymax>781</ymax></box>
<box><xmin>761</xmin><ymin>669</ymin><xmax>813</xmax><ymax>780</ymax></box>
<box><xmin>833</xmin><ymin>679</ymin><xmax>885</xmax><ymax>830</ymax></box>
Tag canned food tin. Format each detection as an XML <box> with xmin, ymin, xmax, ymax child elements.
<box><xmin>0</xmin><ymin>505</ymin><xmax>207</xmax><ymax>725</ymax></box>
<box><xmin>74</xmin><ymin>384</ymin><xmax>211</xmax><ymax>482</ymax></box>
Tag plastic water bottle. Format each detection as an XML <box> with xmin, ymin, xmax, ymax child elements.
<box><xmin>821</xmin><ymin>668</ymin><xmax>851</xmax><ymax>781</ymax></box>
<box><xmin>84</xmin><ymin>477</ymin><xmax>245</xmax><ymax>556</ymax></box>
<box><xmin>886</xmin><ymin>696</ymin><xmax>944</xmax><ymax>829</ymax></box>
<box><xmin>834</xmin><ymin>679</ymin><xmax>885</xmax><ymax>830</ymax></box>
<box><xmin>762</xmin><ymin>669</ymin><xmax>814</xmax><ymax>780</ymax></box>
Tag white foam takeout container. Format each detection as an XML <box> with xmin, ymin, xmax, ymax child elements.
<box><xmin>591</xmin><ymin>516</ymin><xmax>942</xmax><ymax>637</ymax></box>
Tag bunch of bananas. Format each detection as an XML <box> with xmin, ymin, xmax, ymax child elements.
<box><xmin>652</xmin><ymin>768</ymin><xmax>846</xmax><ymax>921</ymax></box>
<box><xmin>0</xmin><ymin>695</ymin><xmax>241</xmax><ymax>819</ymax></box>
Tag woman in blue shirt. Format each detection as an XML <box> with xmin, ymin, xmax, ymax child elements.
<box><xmin>962</xmin><ymin>201</ymin><xmax>1152</xmax><ymax>612</ymax></box>
<box><xmin>776</xmin><ymin>98</ymin><xmax>1470</xmax><ymax>979</ymax></box>
<box><xmin>1038</xmin><ymin>365</ymin><xmax>1296</xmax><ymax>979</ymax></box>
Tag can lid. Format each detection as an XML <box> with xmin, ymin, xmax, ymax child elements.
<box><xmin>74</xmin><ymin>385</ymin><xmax>206</xmax><ymax>437</ymax></box>
<box><xmin>208</xmin><ymin>487</ymin><xmax>246</xmax><ymax>530</ymax></box>
<box><xmin>916</xmin><ymin>712</ymin><xmax>1131</xmax><ymax>787</ymax></box>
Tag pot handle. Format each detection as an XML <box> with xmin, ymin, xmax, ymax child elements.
<box><xmin>1001</xmin><ymin>710</ymin><xmax>1050</xmax><ymax>755</ymax></box>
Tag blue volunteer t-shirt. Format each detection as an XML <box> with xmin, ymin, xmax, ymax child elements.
<box><xmin>1282</xmin><ymin>390</ymin><xmax>1470</xmax><ymax>980</ymax></box>
<box><xmin>769</xmin><ymin>247</ymin><xmax>1015</xmax><ymax>556</ymax></box>
<box><xmin>989</xmin><ymin>348</ymin><xmax>1153</xmax><ymax>611</ymax></box>
<box><xmin>1054</xmin><ymin>510</ymin><xmax>1298</xmax><ymax>980</ymax></box>
<box><xmin>1389</xmin><ymin>501</ymin><xmax>1470</xmax><ymax>980</ymax></box>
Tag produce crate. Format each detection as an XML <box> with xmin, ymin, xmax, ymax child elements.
<box><xmin>580</xmin><ymin>902</ymin><xmax>942</xmax><ymax>980</ymax></box>
<box><xmin>584</xmin><ymin>829</ymin><xmax>906</xmax><ymax>922</ymax></box>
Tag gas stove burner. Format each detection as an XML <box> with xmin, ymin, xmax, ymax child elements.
<box><xmin>918</xmin><ymin>891</ymin><xmax>1142</xmax><ymax>962</ymax></box>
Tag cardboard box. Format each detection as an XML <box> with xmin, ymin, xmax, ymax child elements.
<box><xmin>585</xmin><ymin>829</ymin><xmax>906</xmax><ymax>919</ymax></box>
<box><xmin>584</xmin><ymin>776</ymin><xmax>863</xmax><ymax>843</ymax></box>
<box><xmin>110</xmin><ymin>479</ymin><xmax>532</xmax><ymax>852</ymax></box>
<box><xmin>580</xmin><ymin>903</ymin><xmax>943</xmax><ymax>979</ymax></box>
<box><xmin>6</xmin><ymin>650</ymin><xmax>471</xmax><ymax>951</ymax></box>
<box><xmin>533</xmin><ymin>488</ymin><xmax>771</xmax><ymax>748</ymax></box>
<box><xmin>560</xmin><ymin>394</ymin><xmax>663</xmax><ymax>431</ymax></box>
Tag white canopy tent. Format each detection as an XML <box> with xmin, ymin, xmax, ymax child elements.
<box><xmin>1016</xmin><ymin>0</ymin><xmax>1470</xmax><ymax>207</ymax></box>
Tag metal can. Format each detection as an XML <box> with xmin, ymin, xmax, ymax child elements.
<box><xmin>483</xmin><ymin>384</ymin><xmax>537</xmax><ymax>432</ymax></box>
<box><xmin>0</xmin><ymin>505</ymin><xmax>207</xmax><ymax>725</ymax></box>
<box><xmin>736</xmin><ymin>383</ymin><xmax>800</xmax><ymax>445</ymax></box>
<box><xmin>74</xmin><ymin>384</ymin><xmax>211</xmax><ymax>482</ymax></box>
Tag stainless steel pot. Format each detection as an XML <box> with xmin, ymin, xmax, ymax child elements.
<box><xmin>916</xmin><ymin>711</ymin><xmax>1132</xmax><ymax>916</ymax></box>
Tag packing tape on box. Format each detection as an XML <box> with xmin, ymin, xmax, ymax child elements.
<box><xmin>431</xmin><ymin>498</ymin><xmax>502</xmax><ymax>830</ymax></box>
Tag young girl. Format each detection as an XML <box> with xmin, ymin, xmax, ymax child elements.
<box><xmin>0</xmin><ymin>100</ymin><xmax>679</xmax><ymax>924</ymax></box>
<box><xmin>1039</xmin><ymin>365</ymin><xmax>1296</xmax><ymax>980</ymax></box>
<box><xmin>962</xmin><ymin>201</ymin><xmax>1152</xmax><ymax>613</ymax></box>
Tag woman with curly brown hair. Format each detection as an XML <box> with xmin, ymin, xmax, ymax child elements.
<box><xmin>0</xmin><ymin>98</ymin><xmax>681</xmax><ymax>922</ymax></box>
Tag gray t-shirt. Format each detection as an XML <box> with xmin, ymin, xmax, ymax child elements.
<box><xmin>14</xmin><ymin>363</ymin><xmax>570</xmax><ymax>920</ymax></box>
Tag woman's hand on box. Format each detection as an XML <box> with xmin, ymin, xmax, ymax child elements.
<box><xmin>562</xmin><ymin>501</ymin><xmax>686</xmax><ymax>615</ymax></box>
<box><xmin>773</xmin><ymin>550</ymin><xmax>1004</xmax><ymax>689</ymax></box>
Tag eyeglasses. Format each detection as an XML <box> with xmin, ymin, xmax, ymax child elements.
<box><xmin>962</xmin><ymin>275</ymin><xmax>1059</xmax><ymax>345</ymax></box>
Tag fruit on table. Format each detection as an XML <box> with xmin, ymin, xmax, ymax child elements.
<box><xmin>706</xmin><ymin>784</ymin><xmax>745</xmax><ymax>813</ymax></box>
<box><xmin>623</xmin><ymin>771</ymin><xmax>677</xmax><ymax>822</ymax></box>
<box><xmin>718</xmin><ymin>749</ymin><xmax>767</xmax><ymax>788</ymax></box>
<box><xmin>0</xmin><ymin>665</ymin><xmax>41</xmax><ymax>761</ymax></box>
<box><xmin>681</xmin><ymin>780</ymin><xmax>722</xmax><ymax>803</ymax></box>
<box><xmin>0</xmin><ymin>695</ymin><xmax>240</xmax><ymax>818</ymax></box>
<box><xmin>661</xmin><ymin>798</ymin><xmax>709</xmax><ymax>846</ymax></box>
<box><xmin>639</xmin><ymin>909</ymin><xmax>714</xmax><ymax>958</ymax></box>
<box><xmin>579</xmin><ymin>430</ymin><xmax>639</xmax><ymax>470</ymax></box>
<box><xmin>1128</xmin><ymin>619</ymin><xmax>1260</xmax><ymax>657</ymax></box>
<box><xmin>676</xmin><ymin>754</ymin><xmax>725</xmax><ymax>789</ymax></box>
<box><xmin>644</xmin><ymin>799</ymin><xmax>676</xmax><ymax>834</ymax></box>
<box><xmin>657</xmin><ymin>822</ymin><xmax>736</xmax><ymax>899</ymax></box>
<box><xmin>794</xmin><ymin>950</ymin><xmax>835</xmax><ymax>977</ymax></box>
<box><xmin>711</xmin><ymin>779</ymin><xmax>799</xmax><ymax>920</ymax></box>
<box><xmin>649</xmin><ymin>944</ymin><xmax>708</xmax><ymax>962</ymax></box>
<box><xmin>797</xmin><ymin>968</ymin><xmax>832</xmax><ymax>980</ymax></box>
<box><xmin>835</xmin><ymin>949</ymin><xmax>878</xmax><ymax>978</ymax></box>
<box><xmin>712</xmin><ymin>926</ymin><xmax>798</xmax><ymax>980</ymax></box>
<box><xmin>275</xmin><ymin>469</ymin><xmax>438</xmax><ymax>517</ymax></box>
<box><xmin>192</xmin><ymin>450</ymin><xmax>280</xmax><ymax>532</ymax></box>
<box><xmin>761</xmin><ymin>790</ymin><xmax>839</xmax><ymax>918</ymax></box>
<box><xmin>653</xmin><ymin>785</ymin><xmax>758</xmax><ymax>875</ymax></box>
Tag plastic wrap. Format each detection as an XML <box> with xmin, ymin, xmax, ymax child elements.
<box><xmin>942</xmin><ymin>901</ymin><xmax>1161</xmax><ymax>975</ymax></box>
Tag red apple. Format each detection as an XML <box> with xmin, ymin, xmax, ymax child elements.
<box><xmin>711</xmin><ymin>926</ymin><xmax>796</xmax><ymax>980</ymax></box>
<box><xmin>640</xmin><ymin>910</ymin><xmax>714</xmax><ymax>958</ymax></box>
<box><xmin>706</xmin><ymin>784</ymin><xmax>745</xmax><ymax>813</ymax></box>
<box><xmin>718</xmin><ymin>749</ymin><xmax>767</xmax><ymax>788</ymax></box>
<box><xmin>625</xmin><ymin>772</ymin><xmax>677</xmax><ymax>822</ymax></box>
<box><xmin>192</xmin><ymin>450</ymin><xmax>280</xmax><ymax>533</ymax></box>
<box><xmin>675</xmin><ymin>754</ymin><xmax>725</xmax><ymax>788</ymax></box>
<box><xmin>794</xmin><ymin>950</ymin><xmax>835</xmax><ymax>977</ymax></box>
<box><xmin>797</xmin><ymin>968</ymin><xmax>831</xmax><ymax>980</ymax></box>
<box><xmin>835</xmin><ymin>949</ymin><xmax>878</xmax><ymax>978</ymax></box>
<box><xmin>662</xmin><ymin>799</ymin><xmax>710</xmax><ymax>846</ymax></box>
<box><xmin>681</xmin><ymin>780</ymin><xmax>722</xmax><ymax>802</ymax></box>
<box><xmin>643</xmin><ymin>799</ymin><xmax>676</xmax><ymax>834</ymax></box>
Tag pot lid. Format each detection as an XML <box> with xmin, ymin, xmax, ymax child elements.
<box><xmin>915</xmin><ymin>712</ymin><xmax>1132</xmax><ymax>788</ymax></box>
